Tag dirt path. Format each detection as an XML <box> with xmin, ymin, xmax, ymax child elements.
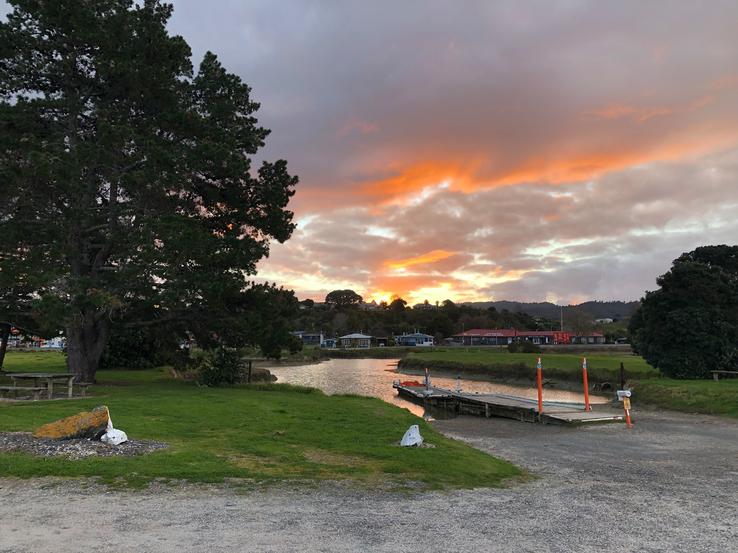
<box><xmin>2</xmin><ymin>409</ymin><xmax>737</xmax><ymax>552</ymax></box>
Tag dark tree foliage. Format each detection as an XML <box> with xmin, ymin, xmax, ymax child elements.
<box><xmin>0</xmin><ymin>1</ymin><xmax>298</xmax><ymax>381</ymax></box>
<box><xmin>324</xmin><ymin>289</ymin><xmax>363</xmax><ymax>308</ymax></box>
<box><xmin>389</xmin><ymin>298</ymin><xmax>408</xmax><ymax>311</ymax></box>
<box><xmin>629</xmin><ymin>245</ymin><xmax>738</xmax><ymax>379</ymax></box>
<box><xmin>100</xmin><ymin>325</ymin><xmax>182</xmax><ymax>370</ymax></box>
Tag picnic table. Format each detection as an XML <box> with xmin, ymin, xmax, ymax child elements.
<box><xmin>712</xmin><ymin>370</ymin><xmax>738</xmax><ymax>382</ymax></box>
<box><xmin>6</xmin><ymin>372</ymin><xmax>76</xmax><ymax>399</ymax></box>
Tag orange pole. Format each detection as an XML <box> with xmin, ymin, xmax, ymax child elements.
<box><xmin>623</xmin><ymin>397</ymin><xmax>633</xmax><ymax>428</ymax></box>
<box><xmin>536</xmin><ymin>357</ymin><xmax>543</xmax><ymax>414</ymax></box>
<box><xmin>582</xmin><ymin>357</ymin><xmax>591</xmax><ymax>411</ymax></box>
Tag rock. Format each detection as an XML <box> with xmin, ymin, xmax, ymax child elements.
<box><xmin>33</xmin><ymin>405</ymin><xmax>110</xmax><ymax>440</ymax></box>
<box><xmin>250</xmin><ymin>367</ymin><xmax>277</xmax><ymax>383</ymax></box>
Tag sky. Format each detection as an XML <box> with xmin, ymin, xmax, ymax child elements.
<box><xmin>8</xmin><ymin>1</ymin><xmax>738</xmax><ymax>305</ymax></box>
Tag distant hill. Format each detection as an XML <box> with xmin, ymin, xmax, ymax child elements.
<box><xmin>463</xmin><ymin>300</ymin><xmax>640</xmax><ymax>321</ymax></box>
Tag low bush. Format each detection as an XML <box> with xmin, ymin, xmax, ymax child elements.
<box><xmin>191</xmin><ymin>347</ymin><xmax>245</xmax><ymax>386</ymax></box>
<box><xmin>507</xmin><ymin>340</ymin><xmax>542</xmax><ymax>354</ymax></box>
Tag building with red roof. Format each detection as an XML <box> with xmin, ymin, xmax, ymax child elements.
<box><xmin>453</xmin><ymin>328</ymin><xmax>606</xmax><ymax>346</ymax></box>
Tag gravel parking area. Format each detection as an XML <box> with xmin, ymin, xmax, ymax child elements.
<box><xmin>1</xmin><ymin>409</ymin><xmax>737</xmax><ymax>552</ymax></box>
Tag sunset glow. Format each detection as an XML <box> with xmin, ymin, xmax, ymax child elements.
<box><xmin>386</xmin><ymin>250</ymin><xmax>456</xmax><ymax>271</ymax></box>
<box><xmin>162</xmin><ymin>1</ymin><xmax>738</xmax><ymax>304</ymax></box>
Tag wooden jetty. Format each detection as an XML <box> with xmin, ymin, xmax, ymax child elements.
<box><xmin>393</xmin><ymin>382</ymin><xmax>624</xmax><ymax>425</ymax></box>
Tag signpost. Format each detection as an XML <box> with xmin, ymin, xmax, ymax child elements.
<box><xmin>617</xmin><ymin>389</ymin><xmax>633</xmax><ymax>428</ymax></box>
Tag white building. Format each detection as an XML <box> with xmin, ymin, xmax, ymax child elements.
<box><xmin>339</xmin><ymin>333</ymin><xmax>372</xmax><ymax>348</ymax></box>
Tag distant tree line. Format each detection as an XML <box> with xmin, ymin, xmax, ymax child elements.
<box><xmin>291</xmin><ymin>294</ymin><xmax>553</xmax><ymax>342</ymax></box>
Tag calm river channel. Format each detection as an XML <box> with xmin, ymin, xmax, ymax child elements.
<box><xmin>269</xmin><ymin>358</ymin><xmax>607</xmax><ymax>419</ymax></box>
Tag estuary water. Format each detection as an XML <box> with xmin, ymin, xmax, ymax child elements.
<box><xmin>269</xmin><ymin>358</ymin><xmax>607</xmax><ymax>418</ymax></box>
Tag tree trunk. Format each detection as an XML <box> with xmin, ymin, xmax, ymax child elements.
<box><xmin>0</xmin><ymin>323</ymin><xmax>10</xmax><ymax>370</ymax></box>
<box><xmin>66</xmin><ymin>312</ymin><xmax>110</xmax><ymax>383</ymax></box>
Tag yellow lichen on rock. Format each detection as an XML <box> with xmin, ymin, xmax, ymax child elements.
<box><xmin>33</xmin><ymin>406</ymin><xmax>110</xmax><ymax>440</ymax></box>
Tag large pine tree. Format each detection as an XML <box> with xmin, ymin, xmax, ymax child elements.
<box><xmin>0</xmin><ymin>0</ymin><xmax>298</xmax><ymax>380</ymax></box>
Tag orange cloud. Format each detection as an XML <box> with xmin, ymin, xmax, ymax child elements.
<box><xmin>493</xmin><ymin>131</ymin><xmax>738</xmax><ymax>186</ymax></box>
<box><xmin>385</xmin><ymin>249</ymin><xmax>456</xmax><ymax>270</ymax></box>
<box><xmin>357</xmin><ymin>161</ymin><xmax>481</xmax><ymax>199</ymax></box>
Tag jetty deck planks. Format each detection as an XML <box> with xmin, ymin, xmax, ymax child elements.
<box><xmin>393</xmin><ymin>383</ymin><xmax>625</xmax><ymax>425</ymax></box>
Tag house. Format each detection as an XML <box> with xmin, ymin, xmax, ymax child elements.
<box><xmin>40</xmin><ymin>336</ymin><xmax>65</xmax><ymax>350</ymax></box>
<box><xmin>320</xmin><ymin>338</ymin><xmax>337</xmax><ymax>349</ymax></box>
<box><xmin>395</xmin><ymin>332</ymin><xmax>434</xmax><ymax>347</ymax></box>
<box><xmin>453</xmin><ymin>329</ymin><xmax>518</xmax><ymax>346</ymax></box>
<box><xmin>453</xmin><ymin>329</ymin><xmax>572</xmax><ymax>345</ymax></box>
<box><xmin>515</xmin><ymin>330</ymin><xmax>571</xmax><ymax>345</ymax></box>
<box><xmin>339</xmin><ymin>333</ymin><xmax>372</xmax><ymax>348</ymax></box>
<box><xmin>570</xmin><ymin>332</ymin><xmax>606</xmax><ymax>344</ymax></box>
<box><xmin>291</xmin><ymin>331</ymin><xmax>324</xmax><ymax>346</ymax></box>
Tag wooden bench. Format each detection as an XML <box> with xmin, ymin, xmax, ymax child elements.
<box><xmin>712</xmin><ymin>370</ymin><xmax>738</xmax><ymax>381</ymax></box>
<box><xmin>0</xmin><ymin>386</ymin><xmax>46</xmax><ymax>401</ymax></box>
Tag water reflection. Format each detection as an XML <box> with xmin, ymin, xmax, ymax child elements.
<box><xmin>269</xmin><ymin>358</ymin><xmax>607</xmax><ymax>419</ymax></box>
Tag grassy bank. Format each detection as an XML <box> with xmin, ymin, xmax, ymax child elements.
<box><xmin>632</xmin><ymin>379</ymin><xmax>738</xmax><ymax>418</ymax></box>
<box><xmin>0</xmin><ymin>352</ymin><xmax>521</xmax><ymax>489</ymax></box>
<box><xmin>400</xmin><ymin>349</ymin><xmax>658</xmax><ymax>384</ymax></box>
<box><xmin>321</xmin><ymin>347</ymin><xmax>424</xmax><ymax>359</ymax></box>
<box><xmin>244</xmin><ymin>346</ymin><xmax>437</xmax><ymax>364</ymax></box>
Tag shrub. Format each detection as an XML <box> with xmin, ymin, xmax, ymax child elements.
<box><xmin>191</xmin><ymin>347</ymin><xmax>245</xmax><ymax>387</ymax></box>
<box><xmin>507</xmin><ymin>340</ymin><xmax>541</xmax><ymax>354</ymax></box>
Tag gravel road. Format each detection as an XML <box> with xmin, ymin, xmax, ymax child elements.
<box><xmin>1</xmin><ymin>409</ymin><xmax>737</xmax><ymax>553</ymax></box>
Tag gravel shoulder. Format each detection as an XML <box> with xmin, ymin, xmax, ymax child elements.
<box><xmin>2</xmin><ymin>409</ymin><xmax>737</xmax><ymax>553</ymax></box>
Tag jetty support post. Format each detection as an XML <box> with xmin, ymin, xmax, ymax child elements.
<box><xmin>536</xmin><ymin>357</ymin><xmax>543</xmax><ymax>416</ymax></box>
<box><xmin>582</xmin><ymin>357</ymin><xmax>591</xmax><ymax>411</ymax></box>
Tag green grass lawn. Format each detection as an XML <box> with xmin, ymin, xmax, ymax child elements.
<box><xmin>0</xmin><ymin>352</ymin><xmax>522</xmax><ymax>489</ymax></box>
<box><xmin>402</xmin><ymin>348</ymin><xmax>658</xmax><ymax>382</ymax></box>
<box><xmin>632</xmin><ymin>378</ymin><xmax>738</xmax><ymax>418</ymax></box>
